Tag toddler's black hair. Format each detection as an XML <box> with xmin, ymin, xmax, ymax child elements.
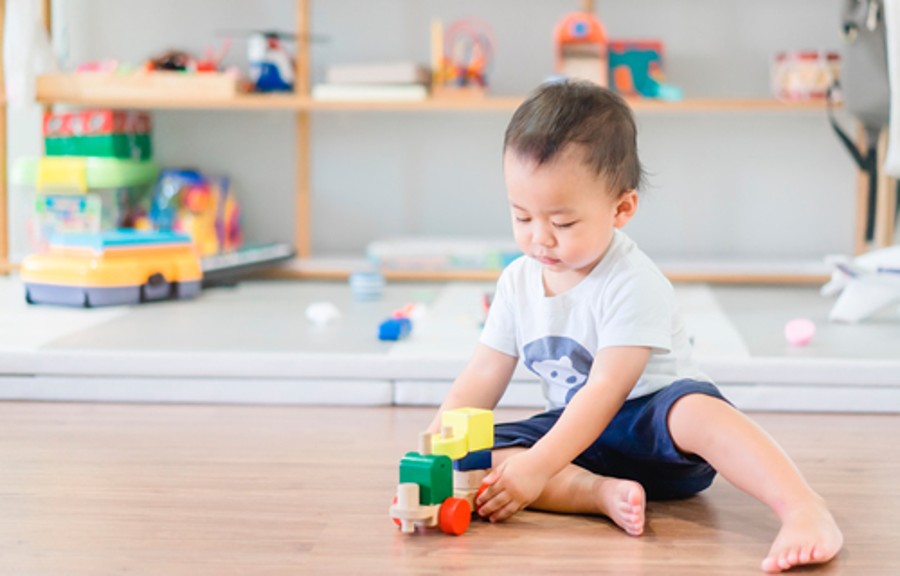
<box><xmin>504</xmin><ymin>80</ymin><xmax>644</xmax><ymax>195</ymax></box>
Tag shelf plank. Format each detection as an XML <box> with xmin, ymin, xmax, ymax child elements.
<box><xmin>306</xmin><ymin>96</ymin><xmax>831</xmax><ymax>113</ymax></box>
<box><xmin>34</xmin><ymin>83</ymin><xmax>832</xmax><ymax>113</ymax></box>
<box><xmin>36</xmin><ymin>91</ymin><xmax>304</xmax><ymax>110</ymax></box>
<box><xmin>302</xmin><ymin>96</ymin><xmax>525</xmax><ymax>111</ymax></box>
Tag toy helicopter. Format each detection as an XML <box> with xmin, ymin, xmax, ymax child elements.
<box><xmin>246</xmin><ymin>31</ymin><xmax>296</xmax><ymax>92</ymax></box>
<box><xmin>219</xmin><ymin>29</ymin><xmax>327</xmax><ymax>92</ymax></box>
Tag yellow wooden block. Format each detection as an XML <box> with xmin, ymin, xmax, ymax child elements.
<box><xmin>442</xmin><ymin>408</ymin><xmax>494</xmax><ymax>453</ymax></box>
<box><xmin>431</xmin><ymin>433</ymin><xmax>467</xmax><ymax>460</ymax></box>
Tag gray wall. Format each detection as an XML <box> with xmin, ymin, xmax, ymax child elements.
<box><xmin>6</xmin><ymin>0</ymin><xmax>857</xmax><ymax>263</ymax></box>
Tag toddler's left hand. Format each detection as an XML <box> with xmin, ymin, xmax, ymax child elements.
<box><xmin>475</xmin><ymin>451</ymin><xmax>550</xmax><ymax>522</ymax></box>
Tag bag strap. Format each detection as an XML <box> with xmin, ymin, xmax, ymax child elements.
<box><xmin>827</xmin><ymin>83</ymin><xmax>879</xmax><ymax>242</ymax></box>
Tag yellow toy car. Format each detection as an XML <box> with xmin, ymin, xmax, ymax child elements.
<box><xmin>21</xmin><ymin>230</ymin><xmax>202</xmax><ymax>307</ymax></box>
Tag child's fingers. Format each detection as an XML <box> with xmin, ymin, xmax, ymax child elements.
<box><xmin>476</xmin><ymin>469</ymin><xmax>504</xmax><ymax>508</ymax></box>
<box><xmin>474</xmin><ymin>483</ymin><xmax>490</xmax><ymax>510</ymax></box>
<box><xmin>488</xmin><ymin>500</ymin><xmax>520</xmax><ymax>523</ymax></box>
<box><xmin>477</xmin><ymin>487</ymin><xmax>511</xmax><ymax>518</ymax></box>
<box><xmin>482</xmin><ymin>461</ymin><xmax>506</xmax><ymax>486</ymax></box>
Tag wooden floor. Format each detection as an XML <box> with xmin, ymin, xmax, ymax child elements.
<box><xmin>0</xmin><ymin>403</ymin><xmax>897</xmax><ymax>575</ymax></box>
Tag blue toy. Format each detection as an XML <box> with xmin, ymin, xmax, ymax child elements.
<box><xmin>247</xmin><ymin>31</ymin><xmax>295</xmax><ymax>92</ymax></box>
<box><xmin>379</xmin><ymin>317</ymin><xmax>412</xmax><ymax>341</ymax></box>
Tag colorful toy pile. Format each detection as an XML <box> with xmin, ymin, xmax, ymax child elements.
<box><xmin>15</xmin><ymin>108</ymin><xmax>248</xmax><ymax>307</ymax></box>
<box><xmin>144</xmin><ymin>169</ymin><xmax>242</xmax><ymax>257</ymax></box>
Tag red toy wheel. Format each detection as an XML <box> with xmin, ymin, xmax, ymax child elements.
<box><xmin>390</xmin><ymin>495</ymin><xmax>401</xmax><ymax>526</ymax></box>
<box><xmin>438</xmin><ymin>497</ymin><xmax>471</xmax><ymax>535</ymax></box>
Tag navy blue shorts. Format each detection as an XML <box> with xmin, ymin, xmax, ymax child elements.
<box><xmin>494</xmin><ymin>379</ymin><xmax>728</xmax><ymax>500</ymax></box>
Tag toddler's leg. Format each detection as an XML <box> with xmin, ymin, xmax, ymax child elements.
<box><xmin>667</xmin><ymin>394</ymin><xmax>843</xmax><ymax>573</ymax></box>
<box><xmin>490</xmin><ymin>447</ymin><xmax>645</xmax><ymax>536</ymax></box>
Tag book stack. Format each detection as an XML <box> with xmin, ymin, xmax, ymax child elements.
<box><xmin>312</xmin><ymin>61</ymin><xmax>430</xmax><ymax>102</ymax></box>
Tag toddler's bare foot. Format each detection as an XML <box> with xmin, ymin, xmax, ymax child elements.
<box><xmin>761</xmin><ymin>499</ymin><xmax>843</xmax><ymax>573</ymax></box>
<box><xmin>596</xmin><ymin>477</ymin><xmax>645</xmax><ymax>536</ymax></box>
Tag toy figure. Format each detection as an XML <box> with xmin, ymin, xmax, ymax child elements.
<box><xmin>554</xmin><ymin>11</ymin><xmax>608</xmax><ymax>87</ymax></box>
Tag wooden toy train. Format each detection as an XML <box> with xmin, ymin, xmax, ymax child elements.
<box><xmin>389</xmin><ymin>408</ymin><xmax>493</xmax><ymax>536</ymax></box>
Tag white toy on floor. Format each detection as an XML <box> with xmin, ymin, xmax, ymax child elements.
<box><xmin>821</xmin><ymin>245</ymin><xmax>900</xmax><ymax>323</ymax></box>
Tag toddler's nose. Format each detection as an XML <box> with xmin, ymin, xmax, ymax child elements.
<box><xmin>533</xmin><ymin>223</ymin><xmax>555</xmax><ymax>247</ymax></box>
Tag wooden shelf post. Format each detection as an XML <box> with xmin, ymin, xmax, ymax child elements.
<box><xmin>294</xmin><ymin>0</ymin><xmax>312</xmax><ymax>258</ymax></box>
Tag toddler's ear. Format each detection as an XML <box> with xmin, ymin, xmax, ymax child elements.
<box><xmin>613</xmin><ymin>190</ymin><xmax>639</xmax><ymax>228</ymax></box>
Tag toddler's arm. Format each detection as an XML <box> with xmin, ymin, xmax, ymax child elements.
<box><xmin>427</xmin><ymin>343</ymin><xmax>518</xmax><ymax>434</ymax></box>
<box><xmin>477</xmin><ymin>345</ymin><xmax>651</xmax><ymax>521</ymax></box>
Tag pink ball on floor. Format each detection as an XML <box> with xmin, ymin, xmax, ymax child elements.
<box><xmin>784</xmin><ymin>318</ymin><xmax>816</xmax><ymax>346</ymax></box>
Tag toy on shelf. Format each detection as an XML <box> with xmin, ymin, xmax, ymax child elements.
<box><xmin>44</xmin><ymin>109</ymin><xmax>153</xmax><ymax>160</ymax></box>
<box><xmin>821</xmin><ymin>245</ymin><xmax>900</xmax><ymax>323</ymax></box>
<box><xmin>21</xmin><ymin>230</ymin><xmax>202</xmax><ymax>307</ymax></box>
<box><xmin>38</xmin><ymin>43</ymin><xmax>241</xmax><ymax>102</ymax></box>
<box><xmin>313</xmin><ymin>61</ymin><xmax>430</xmax><ymax>102</ymax></box>
<box><xmin>390</xmin><ymin>408</ymin><xmax>494</xmax><ymax>535</ymax></box>
<box><xmin>554</xmin><ymin>9</ymin><xmax>608</xmax><ymax>87</ymax></box>
<box><xmin>247</xmin><ymin>31</ymin><xmax>296</xmax><ymax>92</ymax></box>
<box><xmin>145</xmin><ymin>40</ymin><xmax>232</xmax><ymax>74</ymax></box>
<box><xmin>12</xmin><ymin>156</ymin><xmax>159</xmax><ymax>253</ymax></box>
<box><xmin>771</xmin><ymin>51</ymin><xmax>840</xmax><ymax>102</ymax></box>
<box><xmin>37</xmin><ymin>69</ymin><xmax>242</xmax><ymax>102</ymax></box>
<box><xmin>431</xmin><ymin>19</ymin><xmax>495</xmax><ymax>97</ymax></box>
<box><xmin>609</xmin><ymin>40</ymin><xmax>682</xmax><ymax>101</ymax></box>
<box><xmin>145</xmin><ymin>169</ymin><xmax>242</xmax><ymax>257</ymax></box>
<box><xmin>221</xmin><ymin>28</ymin><xmax>328</xmax><ymax>92</ymax></box>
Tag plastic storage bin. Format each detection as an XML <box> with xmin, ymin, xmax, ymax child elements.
<box><xmin>12</xmin><ymin>156</ymin><xmax>159</xmax><ymax>252</ymax></box>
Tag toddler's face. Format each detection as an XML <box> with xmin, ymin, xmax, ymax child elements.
<box><xmin>504</xmin><ymin>146</ymin><xmax>637</xmax><ymax>286</ymax></box>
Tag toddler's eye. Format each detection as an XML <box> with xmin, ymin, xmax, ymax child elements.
<box><xmin>515</xmin><ymin>216</ymin><xmax>531</xmax><ymax>223</ymax></box>
<box><xmin>553</xmin><ymin>221</ymin><xmax>577</xmax><ymax>229</ymax></box>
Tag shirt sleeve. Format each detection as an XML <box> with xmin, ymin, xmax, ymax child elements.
<box><xmin>595</xmin><ymin>265</ymin><xmax>674</xmax><ymax>354</ymax></box>
<box><xmin>478</xmin><ymin>266</ymin><xmax>519</xmax><ymax>357</ymax></box>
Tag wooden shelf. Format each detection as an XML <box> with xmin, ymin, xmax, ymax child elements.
<box><xmin>34</xmin><ymin>85</ymin><xmax>833</xmax><ymax>113</ymax></box>
<box><xmin>35</xmin><ymin>90</ymin><xmax>304</xmax><ymax>110</ymax></box>
<box><xmin>306</xmin><ymin>97</ymin><xmax>832</xmax><ymax>113</ymax></box>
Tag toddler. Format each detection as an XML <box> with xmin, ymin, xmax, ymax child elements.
<box><xmin>429</xmin><ymin>80</ymin><xmax>842</xmax><ymax>573</ymax></box>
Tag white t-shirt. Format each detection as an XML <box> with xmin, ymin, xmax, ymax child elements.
<box><xmin>480</xmin><ymin>230</ymin><xmax>710</xmax><ymax>409</ymax></box>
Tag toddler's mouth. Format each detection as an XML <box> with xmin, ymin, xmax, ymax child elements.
<box><xmin>535</xmin><ymin>254</ymin><xmax>561</xmax><ymax>265</ymax></box>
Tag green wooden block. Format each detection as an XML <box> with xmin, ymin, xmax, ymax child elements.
<box><xmin>399</xmin><ymin>452</ymin><xmax>452</xmax><ymax>506</ymax></box>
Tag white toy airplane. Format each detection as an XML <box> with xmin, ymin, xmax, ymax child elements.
<box><xmin>821</xmin><ymin>245</ymin><xmax>900</xmax><ymax>323</ymax></box>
